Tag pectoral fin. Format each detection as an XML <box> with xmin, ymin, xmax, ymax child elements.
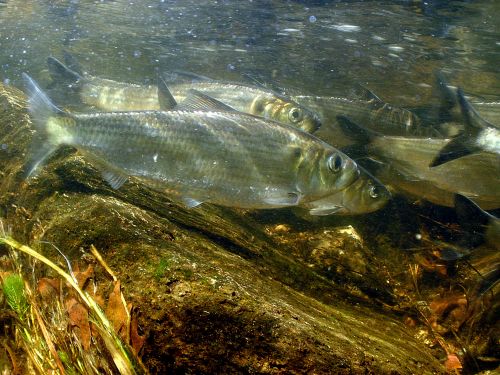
<box><xmin>263</xmin><ymin>192</ymin><xmax>301</xmax><ymax>207</ymax></box>
<box><xmin>309</xmin><ymin>206</ymin><xmax>347</xmax><ymax>216</ymax></box>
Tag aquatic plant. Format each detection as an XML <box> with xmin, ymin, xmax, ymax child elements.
<box><xmin>0</xmin><ymin>229</ymin><xmax>147</xmax><ymax>375</ymax></box>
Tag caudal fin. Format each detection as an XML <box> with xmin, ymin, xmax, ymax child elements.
<box><xmin>22</xmin><ymin>73</ymin><xmax>66</xmax><ymax>179</ymax></box>
<box><xmin>429</xmin><ymin>88</ymin><xmax>489</xmax><ymax>167</ymax></box>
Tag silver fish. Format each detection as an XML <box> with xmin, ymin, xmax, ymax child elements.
<box><xmin>338</xmin><ymin>116</ymin><xmax>500</xmax><ymax>209</ymax></box>
<box><xmin>304</xmin><ymin>167</ymin><xmax>391</xmax><ymax>216</ymax></box>
<box><xmin>47</xmin><ymin>56</ymin><xmax>322</xmax><ymax>133</ymax></box>
<box><xmin>23</xmin><ymin>73</ymin><xmax>359</xmax><ymax>211</ymax></box>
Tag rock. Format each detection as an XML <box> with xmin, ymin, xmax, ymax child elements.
<box><xmin>0</xmin><ymin>83</ymin><xmax>443</xmax><ymax>374</ymax></box>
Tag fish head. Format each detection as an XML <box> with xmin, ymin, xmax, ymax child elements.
<box><xmin>308</xmin><ymin>149</ymin><xmax>360</xmax><ymax>196</ymax></box>
<box><xmin>341</xmin><ymin>173</ymin><xmax>391</xmax><ymax>214</ymax></box>
<box><xmin>253</xmin><ymin>96</ymin><xmax>321</xmax><ymax>133</ymax></box>
<box><xmin>306</xmin><ymin>171</ymin><xmax>390</xmax><ymax>215</ymax></box>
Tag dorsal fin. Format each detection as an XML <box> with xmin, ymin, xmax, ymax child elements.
<box><xmin>351</xmin><ymin>84</ymin><xmax>382</xmax><ymax>102</ymax></box>
<box><xmin>177</xmin><ymin>90</ymin><xmax>237</xmax><ymax>112</ymax></box>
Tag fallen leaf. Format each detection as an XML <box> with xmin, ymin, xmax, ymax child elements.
<box><xmin>66</xmin><ymin>297</ymin><xmax>91</xmax><ymax>350</ymax></box>
<box><xmin>130</xmin><ymin>308</ymin><xmax>146</xmax><ymax>355</ymax></box>
<box><xmin>73</xmin><ymin>264</ymin><xmax>94</xmax><ymax>289</ymax></box>
<box><xmin>105</xmin><ymin>281</ymin><xmax>128</xmax><ymax>339</ymax></box>
<box><xmin>37</xmin><ymin>278</ymin><xmax>60</xmax><ymax>300</ymax></box>
<box><xmin>444</xmin><ymin>353</ymin><xmax>462</xmax><ymax>371</ymax></box>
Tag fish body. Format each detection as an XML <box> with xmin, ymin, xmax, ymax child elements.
<box><xmin>47</xmin><ymin>57</ymin><xmax>321</xmax><ymax>133</ymax></box>
<box><xmin>338</xmin><ymin>116</ymin><xmax>500</xmax><ymax>209</ymax></box>
<box><xmin>23</xmin><ymin>73</ymin><xmax>358</xmax><ymax>211</ymax></box>
<box><xmin>303</xmin><ymin>167</ymin><xmax>391</xmax><ymax>215</ymax></box>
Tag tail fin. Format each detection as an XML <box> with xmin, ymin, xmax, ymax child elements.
<box><xmin>22</xmin><ymin>73</ymin><xmax>66</xmax><ymax>179</ymax></box>
<box><xmin>429</xmin><ymin>88</ymin><xmax>492</xmax><ymax>167</ymax></box>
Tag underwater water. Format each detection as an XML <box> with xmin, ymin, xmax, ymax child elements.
<box><xmin>0</xmin><ymin>0</ymin><xmax>499</xmax><ymax>374</ymax></box>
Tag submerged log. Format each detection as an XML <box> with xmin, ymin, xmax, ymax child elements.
<box><xmin>0</xmin><ymin>83</ymin><xmax>443</xmax><ymax>374</ymax></box>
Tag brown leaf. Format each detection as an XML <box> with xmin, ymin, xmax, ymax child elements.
<box><xmin>429</xmin><ymin>294</ymin><xmax>468</xmax><ymax>334</ymax></box>
<box><xmin>105</xmin><ymin>281</ymin><xmax>128</xmax><ymax>339</ymax></box>
<box><xmin>73</xmin><ymin>264</ymin><xmax>94</xmax><ymax>289</ymax></box>
<box><xmin>66</xmin><ymin>297</ymin><xmax>91</xmax><ymax>350</ymax></box>
<box><xmin>130</xmin><ymin>308</ymin><xmax>146</xmax><ymax>355</ymax></box>
<box><xmin>37</xmin><ymin>278</ymin><xmax>60</xmax><ymax>300</ymax></box>
<box><xmin>444</xmin><ymin>353</ymin><xmax>462</xmax><ymax>371</ymax></box>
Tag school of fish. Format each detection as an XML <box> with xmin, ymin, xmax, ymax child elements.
<box><xmin>18</xmin><ymin>54</ymin><xmax>500</xmax><ymax>217</ymax></box>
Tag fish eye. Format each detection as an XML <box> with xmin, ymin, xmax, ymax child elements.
<box><xmin>288</xmin><ymin>107</ymin><xmax>303</xmax><ymax>123</ymax></box>
<box><xmin>368</xmin><ymin>184</ymin><xmax>379</xmax><ymax>199</ymax></box>
<box><xmin>327</xmin><ymin>153</ymin><xmax>343</xmax><ymax>173</ymax></box>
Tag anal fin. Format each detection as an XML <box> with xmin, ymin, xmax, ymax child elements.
<box><xmin>101</xmin><ymin>169</ymin><xmax>129</xmax><ymax>189</ymax></box>
<box><xmin>182</xmin><ymin>197</ymin><xmax>204</xmax><ymax>208</ymax></box>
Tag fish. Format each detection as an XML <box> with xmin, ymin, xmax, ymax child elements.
<box><xmin>337</xmin><ymin>115</ymin><xmax>500</xmax><ymax>209</ymax></box>
<box><xmin>430</xmin><ymin>88</ymin><xmax>500</xmax><ymax>167</ymax></box>
<box><xmin>303</xmin><ymin>167</ymin><xmax>391</xmax><ymax>215</ymax></box>
<box><xmin>291</xmin><ymin>86</ymin><xmax>438</xmax><ymax>138</ymax></box>
<box><xmin>22</xmin><ymin>73</ymin><xmax>359</xmax><ymax>211</ymax></box>
<box><xmin>47</xmin><ymin>56</ymin><xmax>322</xmax><ymax>133</ymax></box>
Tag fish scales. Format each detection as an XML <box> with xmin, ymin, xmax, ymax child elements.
<box><xmin>37</xmin><ymin>103</ymin><xmax>356</xmax><ymax>209</ymax></box>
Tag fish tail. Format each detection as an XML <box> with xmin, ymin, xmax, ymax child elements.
<box><xmin>22</xmin><ymin>73</ymin><xmax>69</xmax><ymax>179</ymax></box>
<box><xmin>47</xmin><ymin>56</ymin><xmax>82</xmax><ymax>86</ymax></box>
<box><xmin>430</xmin><ymin>88</ymin><xmax>485</xmax><ymax>167</ymax></box>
